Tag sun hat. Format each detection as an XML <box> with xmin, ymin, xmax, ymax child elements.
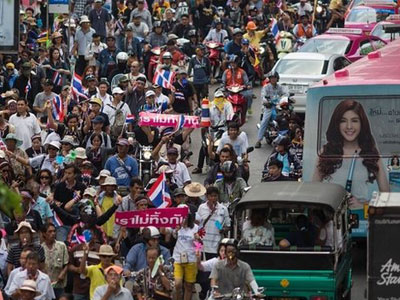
<box><xmin>1</xmin><ymin>90</ymin><xmax>16</xmax><ymax>98</ymax></box>
<box><xmin>112</xmin><ymin>87</ymin><xmax>125</xmax><ymax>94</ymax></box>
<box><xmin>4</xmin><ymin>133</ymin><xmax>22</xmax><ymax>147</ymax></box>
<box><xmin>101</xmin><ymin>176</ymin><xmax>117</xmax><ymax>186</ymax></box>
<box><xmin>184</xmin><ymin>182</ymin><xmax>206</xmax><ymax>197</ymax></box>
<box><xmin>98</xmin><ymin>244</ymin><xmax>116</xmax><ymax>256</ymax></box>
<box><xmin>83</xmin><ymin>187</ymin><xmax>97</xmax><ymax>198</ymax></box>
<box><xmin>96</xmin><ymin>169</ymin><xmax>111</xmax><ymax>180</ymax></box>
<box><xmin>14</xmin><ymin>221</ymin><xmax>36</xmax><ymax>234</ymax></box>
<box><xmin>80</xmin><ymin>15</ymin><xmax>90</xmax><ymax>24</ymax></box>
<box><xmin>145</xmin><ymin>90</ymin><xmax>156</xmax><ymax>98</ymax></box>
<box><xmin>89</xmin><ymin>97</ymin><xmax>103</xmax><ymax>107</ymax></box>
<box><xmin>46</xmin><ymin>140</ymin><xmax>61</xmax><ymax>150</ymax></box>
<box><xmin>60</xmin><ymin>135</ymin><xmax>77</xmax><ymax>146</ymax></box>
<box><xmin>74</xmin><ymin>147</ymin><xmax>87</xmax><ymax>159</ymax></box>
<box><xmin>17</xmin><ymin>280</ymin><xmax>41</xmax><ymax>296</ymax></box>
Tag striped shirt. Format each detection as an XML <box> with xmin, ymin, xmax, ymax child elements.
<box><xmin>196</xmin><ymin>202</ymin><xmax>231</xmax><ymax>254</ymax></box>
<box><xmin>6</xmin><ymin>243</ymin><xmax>45</xmax><ymax>268</ymax></box>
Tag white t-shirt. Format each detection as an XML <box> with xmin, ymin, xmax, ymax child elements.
<box><xmin>163</xmin><ymin>161</ymin><xmax>191</xmax><ymax>188</ymax></box>
<box><xmin>102</xmin><ymin>101</ymin><xmax>132</xmax><ymax>125</ymax></box>
<box><xmin>9</xmin><ymin>113</ymin><xmax>41</xmax><ymax>150</ymax></box>
<box><xmin>216</xmin><ymin>131</ymin><xmax>249</xmax><ymax>157</ymax></box>
<box><xmin>173</xmin><ymin>224</ymin><xmax>199</xmax><ymax>263</ymax></box>
<box><xmin>156</xmin><ymin>93</ymin><xmax>169</xmax><ymax>106</ymax></box>
<box><xmin>201</xmin><ymin>257</ymin><xmax>219</xmax><ymax>272</ymax></box>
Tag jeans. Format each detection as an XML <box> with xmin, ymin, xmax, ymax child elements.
<box><xmin>257</xmin><ymin>108</ymin><xmax>272</xmax><ymax>141</ymax></box>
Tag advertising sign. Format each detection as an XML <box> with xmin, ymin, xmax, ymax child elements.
<box><xmin>0</xmin><ymin>0</ymin><xmax>19</xmax><ymax>52</ymax></box>
<box><xmin>303</xmin><ymin>96</ymin><xmax>400</xmax><ymax>235</ymax></box>
<box><xmin>49</xmin><ymin>0</ymin><xmax>69</xmax><ymax>14</ymax></box>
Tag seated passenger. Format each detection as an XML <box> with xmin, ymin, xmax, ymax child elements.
<box><xmin>311</xmin><ymin>209</ymin><xmax>334</xmax><ymax>248</ymax></box>
<box><xmin>241</xmin><ymin>209</ymin><xmax>275</xmax><ymax>246</ymax></box>
<box><xmin>279</xmin><ymin>214</ymin><xmax>316</xmax><ymax>248</ymax></box>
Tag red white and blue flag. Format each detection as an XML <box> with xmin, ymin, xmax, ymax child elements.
<box><xmin>0</xmin><ymin>139</ymin><xmax>7</xmax><ymax>151</ymax></box>
<box><xmin>52</xmin><ymin>211</ymin><xmax>64</xmax><ymax>227</ymax></box>
<box><xmin>147</xmin><ymin>172</ymin><xmax>172</xmax><ymax>208</ymax></box>
<box><xmin>25</xmin><ymin>79</ymin><xmax>31</xmax><ymax>95</ymax></box>
<box><xmin>153</xmin><ymin>69</ymin><xmax>175</xmax><ymax>89</ymax></box>
<box><xmin>174</xmin><ymin>114</ymin><xmax>185</xmax><ymax>133</ymax></box>
<box><xmin>52</xmin><ymin>95</ymin><xmax>65</xmax><ymax>122</ymax></box>
<box><xmin>270</xmin><ymin>18</ymin><xmax>280</xmax><ymax>41</ymax></box>
<box><xmin>71</xmin><ymin>72</ymin><xmax>89</xmax><ymax>101</ymax></box>
<box><xmin>126</xmin><ymin>114</ymin><xmax>135</xmax><ymax>124</ymax></box>
<box><xmin>52</xmin><ymin>71</ymin><xmax>62</xmax><ymax>86</ymax></box>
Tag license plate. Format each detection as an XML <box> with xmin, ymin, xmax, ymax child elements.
<box><xmin>288</xmin><ymin>85</ymin><xmax>304</xmax><ymax>93</ymax></box>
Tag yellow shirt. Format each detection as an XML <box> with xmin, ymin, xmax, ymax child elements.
<box><xmin>243</xmin><ymin>31</ymin><xmax>265</xmax><ymax>50</ymax></box>
<box><xmin>101</xmin><ymin>196</ymin><xmax>115</xmax><ymax>237</ymax></box>
<box><xmin>87</xmin><ymin>263</ymin><xmax>108</xmax><ymax>299</ymax></box>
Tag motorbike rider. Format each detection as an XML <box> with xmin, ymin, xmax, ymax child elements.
<box><xmin>243</xmin><ymin>21</ymin><xmax>268</xmax><ymax>51</ymax></box>
<box><xmin>210</xmin><ymin>238</ymin><xmax>262</xmax><ymax>296</ymax></box>
<box><xmin>146</xmin><ymin>21</ymin><xmax>168</xmax><ymax>48</ymax></box>
<box><xmin>159</xmin><ymin>39</ymin><xmax>184</xmax><ymax>67</ymax></box>
<box><xmin>293</xmin><ymin>14</ymin><xmax>316</xmax><ymax>39</ymax></box>
<box><xmin>182</xmin><ymin>29</ymin><xmax>201</xmax><ymax>58</ymax></box>
<box><xmin>204</xmin><ymin>19</ymin><xmax>229</xmax><ymax>45</ymax></box>
<box><xmin>255</xmin><ymin>71</ymin><xmax>288</xmax><ymax>149</ymax></box>
<box><xmin>214</xmin><ymin>160</ymin><xmax>247</xmax><ymax>204</ymax></box>
<box><xmin>193</xmin><ymin>90</ymin><xmax>233</xmax><ymax>175</ymax></box>
<box><xmin>109</xmin><ymin>51</ymin><xmax>129</xmax><ymax>83</ymax></box>
<box><xmin>262</xmin><ymin>158</ymin><xmax>290</xmax><ymax>182</ymax></box>
<box><xmin>222</xmin><ymin>55</ymin><xmax>253</xmax><ymax>116</ymax></box>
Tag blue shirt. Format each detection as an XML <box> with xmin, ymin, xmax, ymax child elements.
<box><xmin>32</xmin><ymin>196</ymin><xmax>53</xmax><ymax>222</ymax></box>
<box><xmin>124</xmin><ymin>243</ymin><xmax>171</xmax><ymax>272</ymax></box>
<box><xmin>104</xmin><ymin>155</ymin><xmax>139</xmax><ymax>187</ymax></box>
<box><xmin>224</xmin><ymin>40</ymin><xmax>242</xmax><ymax>56</ymax></box>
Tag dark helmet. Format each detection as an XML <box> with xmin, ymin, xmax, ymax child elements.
<box><xmin>268</xmin><ymin>71</ymin><xmax>280</xmax><ymax>81</ymax></box>
<box><xmin>221</xmin><ymin>160</ymin><xmax>237</xmax><ymax>174</ymax></box>
<box><xmin>229</xmin><ymin>54</ymin><xmax>240</xmax><ymax>64</ymax></box>
<box><xmin>188</xmin><ymin>29</ymin><xmax>197</xmax><ymax>37</ymax></box>
<box><xmin>272</xmin><ymin>135</ymin><xmax>290</xmax><ymax>147</ymax></box>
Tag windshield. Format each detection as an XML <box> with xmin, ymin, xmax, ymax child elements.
<box><xmin>347</xmin><ymin>7</ymin><xmax>394</xmax><ymax>23</ymax></box>
<box><xmin>299</xmin><ymin>39</ymin><xmax>350</xmax><ymax>55</ymax></box>
<box><xmin>235</xmin><ymin>204</ymin><xmax>342</xmax><ymax>251</ymax></box>
<box><xmin>275</xmin><ymin>59</ymin><xmax>328</xmax><ymax>75</ymax></box>
<box><xmin>371</xmin><ymin>23</ymin><xmax>400</xmax><ymax>39</ymax></box>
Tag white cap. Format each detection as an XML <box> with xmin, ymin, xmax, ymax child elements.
<box><xmin>145</xmin><ymin>90</ymin><xmax>156</xmax><ymax>98</ymax></box>
<box><xmin>112</xmin><ymin>87</ymin><xmax>124</xmax><ymax>95</ymax></box>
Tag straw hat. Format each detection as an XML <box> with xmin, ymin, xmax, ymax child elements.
<box><xmin>101</xmin><ymin>176</ymin><xmax>117</xmax><ymax>186</ymax></box>
<box><xmin>184</xmin><ymin>182</ymin><xmax>206</xmax><ymax>197</ymax></box>
<box><xmin>15</xmin><ymin>221</ymin><xmax>36</xmax><ymax>234</ymax></box>
<box><xmin>98</xmin><ymin>245</ymin><xmax>116</xmax><ymax>256</ymax></box>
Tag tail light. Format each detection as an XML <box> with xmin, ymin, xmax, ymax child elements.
<box><xmin>311</xmin><ymin>296</ymin><xmax>328</xmax><ymax>300</ymax></box>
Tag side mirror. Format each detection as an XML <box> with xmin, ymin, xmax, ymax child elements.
<box><xmin>349</xmin><ymin>213</ymin><xmax>359</xmax><ymax>229</ymax></box>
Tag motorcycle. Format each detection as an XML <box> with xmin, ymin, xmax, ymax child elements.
<box><xmin>225</xmin><ymin>85</ymin><xmax>247</xmax><ymax>126</ymax></box>
<box><xmin>293</xmin><ymin>36</ymin><xmax>307</xmax><ymax>52</ymax></box>
<box><xmin>208</xmin><ymin>286</ymin><xmax>265</xmax><ymax>300</ymax></box>
<box><xmin>139</xmin><ymin>145</ymin><xmax>154</xmax><ymax>187</ymax></box>
<box><xmin>314</xmin><ymin>1</ymin><xmax>330</xmax><ymax>34</ymax></box>
<box><xmin>205</xmin><ymin>41</ymin><xmax>224</xmax><ymax>80</ymax></box>
<box><xmin>276</xmin><ymin>31</ymin><xmax>295</xmax><ymax>59</ymax></box>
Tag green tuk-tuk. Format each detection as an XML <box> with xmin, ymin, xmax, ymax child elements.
<box><xmin>232</xmin><ymin>182</ymin><xmax>353</xmax><ymax>300</ymax></box>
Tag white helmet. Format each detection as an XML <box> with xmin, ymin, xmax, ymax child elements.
<box><xmin>147</xmin><ymin>226</ymin><xmax>160</xmax><ymax>238</ymax></box>
<box><xmin>116</xmin><ymin>52</ymin><xmax>129</xmax><ymax>64</ymax></box>
<box><xmin>162</xmin><ymin>52</ymin><xmax>172</xmax><ymax>59</ymax></box>
<box><xmin>214</xmin><ymin>90</ymin><xmax>224</xmax><ymax>98</ymax></box>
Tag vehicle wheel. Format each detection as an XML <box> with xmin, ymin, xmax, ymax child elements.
<box><xmin>143</xmin><ymin>173</ymin><xmax>151</xmax><ymax>187</ymax></box>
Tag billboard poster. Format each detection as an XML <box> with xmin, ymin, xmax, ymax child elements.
<box><xmin>49</xmin><ymin>0</ymin><xmax>69</xmax><ymax>14</ymax></box>
<box><xmin>303</xmin><ymin>96</ymin><xmax>400</xmax><ymax>235</ymax></box>
<box><xmin>0</xmin><ymin>0</ymin><xmax>19</xmax><ymax>52</ymax></box>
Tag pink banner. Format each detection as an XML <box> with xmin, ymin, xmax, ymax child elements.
<box><xmin>115</xmin><ymin>207</ymin><xmax>189</xmax><ymax>228</ymax></box>
<box><xmin>138</xmin><ymin>112</ymin><xmax>201</xmax><ymax>128</ymax></box>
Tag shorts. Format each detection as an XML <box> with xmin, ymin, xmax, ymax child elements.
<box><xmin>174</xmin><ymin>262</ymin><xmax>198</xmax><ymax>283</ymax></box>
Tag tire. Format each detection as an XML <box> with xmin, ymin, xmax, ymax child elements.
<box><xmin>143</xmin><ymin>173</ymin><xmax>151</xmax><ymax>187</ymax></box>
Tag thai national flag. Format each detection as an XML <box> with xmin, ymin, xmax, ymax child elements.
<box><xmin>147</xmin><ymin>172</ymin><xmax>172</xmax><ymax>208</ymax></box>
<box><xmin>153</xmin><ymin>69</ymin><xmax>175</xmax><ymax>89</ymax></box>
<box><xmin>175</xmin><ymin>114</ymin><xmax>185</xmax><ymax>132</ymax></box>
<box><xmin>270</xmin><ymin>18</ymin><xmax>280</xmax><ymax>41</ymax></box>
<box><xmin>71</xmin><ymin>233</ymin><xmax>86</xmax><ymax>244</ymax></box>
<box><xmin>71</xmin><ymin>72</ymin><xmax>89</xmax><ymax>102</ymax></box>
<box><xmin>126</xmin><ymin>114</ymin><xmax>135</xmax><ymax>124</ymax></box>
<box><xmin>0</xmin><ymin>139</ymin><xmax>6</xmax><ymax>151</ymax></box>
<box><xmin>25</xmin><ymin>79</ymin><xmax>31</xmax><ymax>95</ymax></box>
<box><xmin>52</xmin><ymin>71</ymin><xmax>62</xmax><ymax>86</ymax></box>
<box><xmin>37</xmin><ymin>31</ymin><xmax>48</xmax><ymax>43</ymax></box>
<box><xmin>52</xmin><ymin>95</ymin><xmax>65</xmax><ymax>122</ymax></box>
<box><xmin>52</xmin><ymin>211</ymin><xmax>64</xmax><ymax>228</ymax></box>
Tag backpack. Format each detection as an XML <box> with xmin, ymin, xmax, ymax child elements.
<box><xmin>110</xmin><ymin>103</ymin><xmax>126</xmax><ymax>141</ymax></box>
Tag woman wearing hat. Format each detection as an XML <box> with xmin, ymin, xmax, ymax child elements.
<box><xmin>51</xmin><ymin>31</ymin><xmax>69</xmax><ymax>63</ymax></box>
<box><xmin>4</xmin><ymin>133</ymin><xmax>30</xmax><ymax>180</ymax></box>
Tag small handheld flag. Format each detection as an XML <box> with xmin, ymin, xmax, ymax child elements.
<box><xmin>147</xmin><ymin>172</ymin><xmax>172</xmax><ymax>208</ymax></box>
<box><xmin>200</xmin><ymin>98</ymin><xmax>211</xmax><ymax>127</ymax></box>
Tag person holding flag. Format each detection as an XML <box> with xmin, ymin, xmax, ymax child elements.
<box><xmin>170</xmin><ymin>69</ymin><xmax>195</xmax><ymax>115</ymax></box>
<box><xmin>41</xmin><ymin>47</ymin><xmax>70</xmax><ymax>94</ymax></box>
<box><xmin>33</xmin><ymin>79</ymin><xmax>58</xmax><ymax>124</ymax></box>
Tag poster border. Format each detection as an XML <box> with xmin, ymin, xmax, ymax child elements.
<box><xmin>0</xmin><ymin>0</ymin><xmax>19</xmax><ymax>53</ymax></box>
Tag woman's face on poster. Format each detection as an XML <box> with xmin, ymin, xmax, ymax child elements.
<box><xmin>339</xmin><ymin>110</ymin><xmax>361</xmax><ymax>143</ymax></box>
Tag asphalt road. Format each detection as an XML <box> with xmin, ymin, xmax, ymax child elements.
<box><xmin>188</xmin><ymin>84</ymin><xmax>367</xmax><ymax>299</ymax></box>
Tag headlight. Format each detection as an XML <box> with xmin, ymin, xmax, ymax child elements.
<box><xmin>316</xmin><ymin>5</ymin><xmax>323</xmax><ymax>13</ymax></box>
<box><xmin>143</xmin><ymin>151</ymin><xmax>152</xmax><ymax>160</ymax></box>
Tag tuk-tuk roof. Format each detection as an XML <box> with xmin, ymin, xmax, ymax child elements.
<box><xmin>237</xmin><ymin>182</ymin><xmax>346</xmax><ymax>210</ymax></box>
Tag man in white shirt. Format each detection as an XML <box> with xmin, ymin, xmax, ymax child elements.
<box><xmin>296</xmin><ymin>0</ymin><xmax>313</xmax><ymax>16</ymax></box>
<box><xmin>6</xmin><ymin>251</ymin><xmax>55</xmax><ymax>300</ymax></box>
<box><xmin>216</xmin><ymin>122</ymin><xmax>249</xmax><ymax>159</ymax></box>
<box><xmin>102</xmin><ymin>87</ymin><xmax>131</xmax><ymax>125</ymax></box>
<box><xmin>204</xmin><ymin>20</ymin><xmax>229</xmax><ymax>44</ymax></box>
<box><xmin>97</xmin><ymin>79</ymin><xmax>113</xmax><ymax>107</ymax></box>
<box><xmin>9</xmin><ymin>99</ymin><xmax>41</xmax><ymax>150</ymax></box>
<box><xmin>196</xmin><ymin>186</ymin><xmax>230</xmax><ymax>259</ymax></box>
<box><xmin>154</xmin><ymin>84</ymin><xmax>169</xmax><ymax>106</ymax></box>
